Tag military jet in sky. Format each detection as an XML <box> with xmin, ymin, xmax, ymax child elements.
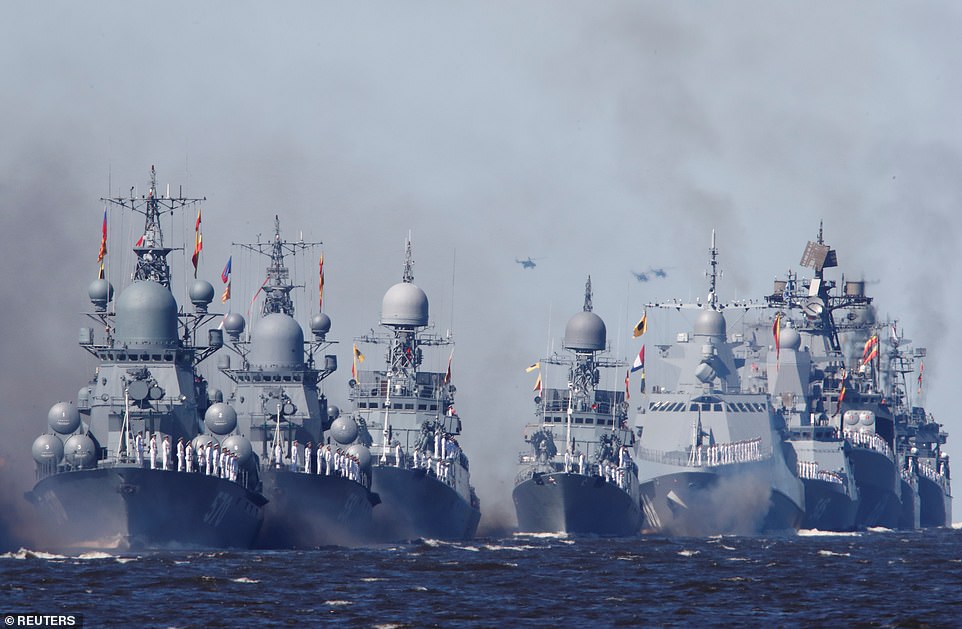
<box><xmin>516</xmin><ymin>257</ymin><xmax>537</xmax><ymax>269</ymax></box>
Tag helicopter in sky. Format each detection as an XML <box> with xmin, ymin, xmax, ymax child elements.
<box><xmin>516</xmin><ymin>257</ymin><xmax>538</xmax><ymax>269</ymax></box>
<box><xmin>632</xmin><ymin>266</ymin><xmax>671</xmax><ymax>282</ymax></box>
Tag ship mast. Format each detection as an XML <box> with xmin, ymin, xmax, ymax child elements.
<box><xmin>103</xmin><ymin>165</ymin><xmax>206</xmax><ymax>289</ymax></box>
<box><xmin>235</xmin><ymin>215</ymin><xmax>322</xmax><ymax>318</ymax></box>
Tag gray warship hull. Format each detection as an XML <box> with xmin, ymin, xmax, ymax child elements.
<box><xmin>26</xmin><ymin>467</ymin><xmax>265</xmax><ymax>550</ymax></box>
<box><xmin>255</xmin><ymin>469</ymin><xmax>377</xmax><ymax>548</ymax></box>
<box><xmin>898</xmin><ymin>478</ymin><xmax>920</xmax><ymax>530</ymax></box>
<box><xmin>801</xmin><ymin>478</ymin><xmax>858</xmax><ymax>532</ymax></box>
<box><xmin>369</xmin><ymin>466</ymin><xmax>480</xmax><ymax>541</ymax></box>
<box><xmin>512</xmin><ymin>471</ymin><xmax>641</xmax><ymax>536</ymax></box>
<box><xmin>849</xmin><ymin>448</ymin><xmax>900</xmax><ymax>528</ymax></box>
<box><xmin>639</xmin><ymin>469</ymin><xmax>804</xmax><ymax>535</ymax></box>
<box><xmin>918</xmin><ymin>476</ymin><xmax>952</xmax><ymax>528</ymax></box>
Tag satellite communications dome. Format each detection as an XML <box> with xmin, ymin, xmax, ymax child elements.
<box><xmin>693</xmin><ymin>309</ymin><xmax>727</xmax><ymax>338</ymax></box>
<box><xmin>381</xmin><ymin>282</ymin><xmax>429</xmax><ymax>327</ymax></box>
<box><xmin>249</xmin><ymin>313</ymin><xmax>305</xmax><ymax>369</ymax></box>
<box><xmin>564</xmin><ymin>311</ymin><xmax>607</xmax><ymax>351</ymax></box>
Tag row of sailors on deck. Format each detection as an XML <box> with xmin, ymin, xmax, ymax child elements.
<box><xmin>274</xmin><ymin>440</ymin><xmax>363</xmax><ymax>484</ymax></box>
<box><xmin>385</xmin><ymin>435</ymin><xmax>463</xmax><ymax>485</ymax></box>
<box><xmin>130</xmin><ymin>433</ymin><xmax>240</xmax><ymax>482</ymax></box>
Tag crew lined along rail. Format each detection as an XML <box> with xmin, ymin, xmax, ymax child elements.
<box><xmin>917</xmin><ymin>460</ymin><xmax>951</xmax><ymax>493</ymax></box>
<box><xmin>271</xmin><ymin>442</ymin><xmax>369</xmax><ymax>488</ymax></box>
<box><xmin>796</xmin><ymin>460</ymin><xmax>845</xmax><ymax>485</ymax></box>
<box><xmin>843</xmin><ymin>430</ymin><xmax>893</xmax><ymax>459</ymax></box>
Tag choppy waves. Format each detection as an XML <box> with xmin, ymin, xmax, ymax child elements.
<box><xmin>2</xmin><ymin>529</ymin><xmax>961</xmax><ymax>626</ymax></box>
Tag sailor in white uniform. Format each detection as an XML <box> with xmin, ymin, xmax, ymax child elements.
<box><xmin>148</xmin><ymin>434</ymin><xmax>157</xmax><ymax>470</ymax></box>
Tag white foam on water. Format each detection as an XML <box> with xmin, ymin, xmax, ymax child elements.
<box><xmin>798</xmin><ymin>529</ymin><xmax>862</xmax><ymax>537</ymax></box>
<box><xmin>677</xmin><ymin>549</ymin><xmax>699</xmax><ymax>557</ymax></box>
<box><xmin>231</xmin><ymin>577</ymin><xmax>260</xmax><ymax>584</ymax></box>
<box><xmin>0</xmin><ymin>548</ymin><xmax>69</xmax><ymax>560</ymax></box>
<box><xmin>866</xmin><ymin>526</ymin><xmax>893</xmax><ymax>533</ymax></box>
<box><xmin>324</xmin><ymin>600</ymin><xmax>353</xmax><ymax>606</ymax></box>
<box><xmin>76</xmin><ymin>551</ymin><xmax>113</xmax><ymax>560</ymax></box>
<box><xmin>817</xmin><ymin>550</ymin><xmax>851</xmax><ymax>558</ymax></box>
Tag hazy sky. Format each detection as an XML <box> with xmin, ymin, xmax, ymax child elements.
<box><xmin>3</xmin><ymin>2</ymin><xmax>962</xmax><ymax>530</ymax></box>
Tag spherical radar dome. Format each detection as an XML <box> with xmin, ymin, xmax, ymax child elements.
<box><xmin>564</xmin><ymin>311</ymin><xmax>606</xmax><ymax>351</ymax></box>
<box><xmin>205</xmin><ymin>402</ymin><xmax>238</xmax><ymax>435</ymax></box>
<box><xmin>221</xmin><ymin>435</ymin><xmax>253</xmax><ymax>464</ymax></box>
<box><xmin>693</xmin><ymin>309</ymin><xmax>727</xmax><ymax>338</ymax></box>
<box><xmin>778</xmin><ymin>327</ymin><xmax>801</xmax><ymax>351</ymax></box>
<box><xmin>249</xmin><ymin>313</ymin><xmax>305</xmax><ymax>369</ymax></box>
<box><xmin>223</xmin><ymin>312</ymin><xmax>246</xmax><ymax>336</ymax></box>
<box><xmin>48</xmin><ymin>402</ymin><xmax>81</xmax><ymax>435</ymax></box>
<box><xmin>330</xmin><ymin>416</ymin><xmax>359</xmax><ymax>445</ymax></box>
<box><xmin>32</xmin><ymin>434</ymin><xmax>64</xmax><ymax>465</ymax></box>
<box><xmin>381</xmin><ymin>282</ymin><xmax>429</xmax><ymax>327</ymax></box>
<box><xmin>114</xmin><ymin>281</ymin><xmax>179</xmax><ymax>348</ymax></box>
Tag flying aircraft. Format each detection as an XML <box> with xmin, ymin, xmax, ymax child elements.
<box><xmin>633</xmin><ymin>266</ymin><xmax>671</xmax><ymax>282</ymax></box>
<box><xmin>516</xmin><ymin>257</ymin><xmax>537</xmax><ymax>269</ymax></box>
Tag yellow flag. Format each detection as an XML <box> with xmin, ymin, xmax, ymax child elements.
<box><xmin>632</xmin><ymin>311</ymin><xmax>648</xmax><ymax>338</ymax></box>
<box><xmin>525</xmin><ymin>362</ymin><xmax>540</xmax><ymax>373</ymax></box>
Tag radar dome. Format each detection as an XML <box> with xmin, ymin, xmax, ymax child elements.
<box><xmin>327</xmin><ymin>405</ymin><xmax>340</xmax><ymax>420</ymax></box>
<box><xmin>221</xmin><ymin>435</ymin><xmax>253</xmax><ymax>464</ymax></box>
<box><xmin>192</xmin><ymin>434</ymin><xmax>218</xmax><ymax>453</ymax></box>
<box><xmin>564</xmin><ymin>311</ymin><xmax>606</xmax><ymax>351</ymax></box>
<box><xmin>249</xmin><ymin>313</ymin><xmax>305</xmax><ymax>369</ymax></box>
<box><xmin>347</xmin><ymin>444</ymin><xmax>372</xmax><ymax>470</ymax></box>
<box><xmin>87</xmin><ymin>278</ymin><xmax>114</xmax><ymax>311</ymax></box>
<box><xmin>48</xmin><ymin>402</ymin><xmax>81</xmax><ymax>435</ymax></box>
<box><xmin>693</xmin><ymin>309</ymin><xmax>727</xmax><ymax>338</ymax></box>
<box><xmin>330</xmin><ymin>416</ymin><xmax>359</xmax><ymax>445</ymax></box>
<box><xmin>310</xmin><ymin>313</ymin><xmax>332</xmax><ymax>338</ymax></box>
<box><xmin>63</xmin><ymin>434</ymin><xmax>96</xmax><ymax>468</ymax></box>
<box><xmin>189</xmin><ymin>280</ymin><xmax>215</xmax><ymax>311</ymax></box>
<box><xmin>32</xmin><ymin>434</ymin><xmax>64</xmax><ymax>466</ymax></box>
<box><xmin>114</xmin><ymin>281</ymin><xmax>178</xmax><ymax>349</ymax></box>
<box><xmin>381</xmin><ymin>282</ymin><xmax>429</xmax><ymax>327</ymax></box>
<box><xmin>205</xmin><ymin>403</ymin><xmax>238</xmax><ymax>435</ymax></box>
<box><xmin>778</xmin><ymin>328</ymin><xmax>801</xmax><ymax>350</ymax></box>
<box><xmin>224</xmin><ymin>312</ymin><xmax>246</xmax><ymax>336</ymax></box>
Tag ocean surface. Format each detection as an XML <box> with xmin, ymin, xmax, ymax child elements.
<box><xmin>3</xmin><ymin>527</ymin><xmax>961</xmax><ymax>628</ymax></box>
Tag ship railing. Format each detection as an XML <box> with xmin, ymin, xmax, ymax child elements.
<box><xmin>387</xmin><ymin>450</ymin><xmax>469</xmax><ymax>492</ymax></box>
<box><xmin>796</xmin><ymin>460</ymin><xmax>845</xmax><ymax>485</ymax></box>
<box><xmin>513</xmin><ymin>461</ymin><xmax>636</xmax><ymax>494</ymax></box>
<box><xmin>266</xmin><ymin>450</ymin><xmax>372</xmax><ymax>490</ymax></box>
<box><xmin>637</xmin><ymin>438</ymin><xmax>768</xmax><ymax>469</ymax></box>
<box><xmin>36</xmin><ymin>458</ymin><xmax>260</xmax><ymax>491</ymax></box>
<box><xmin>843</xmin><ymin>430</ymin><xmax>893</xmax><ymax>460</ymax></box>
<box><xmin>917</xmin><ymin>461</ymin><xmax>950</xmax><ymax>493</ymax></box>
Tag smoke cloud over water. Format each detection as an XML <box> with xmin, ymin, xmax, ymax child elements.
<box><xmin>3</xmin><ymin>2</ymin><xmax>962</xmax><ymax>542</ymax></box>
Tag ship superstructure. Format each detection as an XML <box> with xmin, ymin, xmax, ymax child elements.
<box><xmin>513</xmin><ymin>278</ymin><xmax>641</xmax><ymax>535</ymax></box>
<box><xmin>347</xmin><ymin>239</ymin><xmax>480</xmax><ymax>541</ymax></box>
<box><xmin>27</xmin><ymin>167</ymin><xmax>265</xmax><ymax>550</ymax></box>
<box><xmin>766</xmin><ymin>229</ymin><xmax>901</xmax><ymax>528</ymax></box>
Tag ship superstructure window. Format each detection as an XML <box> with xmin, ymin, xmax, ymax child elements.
<box><xmin>714</xmin><ymin>404</ymin><xmax>723</xmax><ymax>412</ymax></box>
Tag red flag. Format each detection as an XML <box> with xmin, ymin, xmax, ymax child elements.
<box><xmin>97</xmin><ymin>209</ymin><xmax>107</xmax><ymax>263</ymax></box>
<box><xmin>318</xmin><ymin>254</ymin><xmax>325</xmax><ymax>312</ymax></box>
<box><xmin>862</xmin><ymin>335</ymin><xmax>878</xmax><ymax>361</ymax></box>
<box><xmin>624</xmin><ymin>370</ymin><xmax>630</xmax><ymax>401</ymax></box>
<box><xmin>444</xmin><ymin>350</ymin><xmax>453</xmax><ymax>384</ymax></box>
<box><xmin>918</xmin><ymin>361</ymin><xmax>925</xmax><ymax>395</ymax></box>
<box><xmin>533</xmin><ymin>372</ymin><xmax>542</xmax><ymax>392</ymax></box>
<box><xmin>191</xmin><ymin>208</ymin><xmax>202</xmax><ymax>278</ymax></box>
<box><xmin>221</xmin><ymin>283</ymin><xmax>231</xmax><ymax>304</ymax></box>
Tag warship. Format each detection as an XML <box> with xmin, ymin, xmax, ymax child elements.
<box><xmin>346</xmin><ymin>239</ymin><xmax>480</xmax><ymax>541</ymax></box>
<box><xmin>26</xmin><ymin>167</ymin><xmax>266</xmax><ymax>550</ymax></box>
<box><xmin>634</xmin><ymin>233</ymin><xmax>805</xmax><ymax>535</ymax></box>
<box><xmin>754</xmin><ymin>310</ymin><xmax>859</xmax><ymax>532</ymax></box>
<box><xmin>512</xmin><ymin>278</ymin><xmax>642</xmax><ymax>536</ymax></box>
<box><xmin>766</xmin><ymin>231</ymin><xmax>902</xmax><ymax>529</ymax></box>
<box><xmin>216</xmin><ymin>217</ymin><xmax>379</xmax><ymax>548</ymax></box>
<box><xmin>880</xmin><ymin>324</ymin><xmax>951</xmax><ymax>528</ymax></box>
